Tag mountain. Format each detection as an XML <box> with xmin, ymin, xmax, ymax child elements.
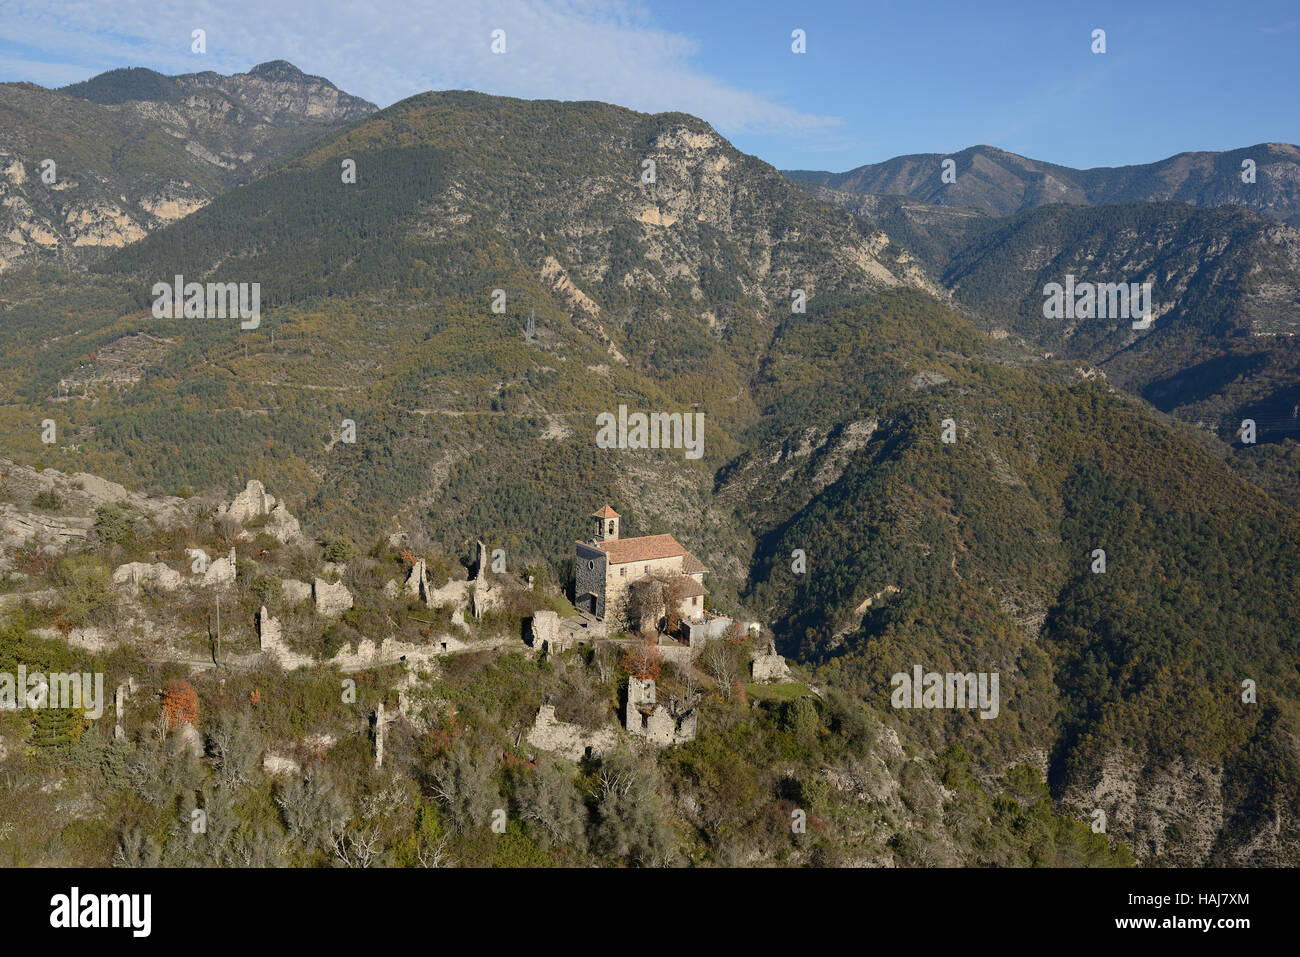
<box><xmin>61</xmin><ymin>60</ymin><xmax>376</xmax><ymax>125</ymax></box>
<box><xmin>0</xmin><ymin>61</ymin><xmax>376</xmax><ymax>271</ymax></box>
<box><xmin>799</xmin><ymin>180</ymin><xmax>1300</xmax><ymax>508</ymax></box>
<box><xmin>2</xmin><ymin>90</ymin><xmax>1298</xmax><ymax>865</ymax></box>
<box><xmin>786</xmin><ymin>143</ymin><xmax>1300</xmax><ymax>225</ymax></box>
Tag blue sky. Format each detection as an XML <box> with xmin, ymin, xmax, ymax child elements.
<box><xmin>1</xmin><ymin>0</ymin><xmax>1296</xmax><ymax>172</ymax></box>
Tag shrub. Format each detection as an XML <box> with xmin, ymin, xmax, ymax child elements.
<box><xmin>94</xmin><ymin>504</ymin><xmax>133</xmax><ymax>546</ymax></box>
<box><xmin>52</xmin><ymin>555</ymin><xmax>113</xmax><ymax>627</ymax></box>
<box><xmin>32</xmin><ymin>490</ymin><xmax>61</xmax><ymax>511</ymax></box>
<box><xmin>322</xmin><ymin>536</ymin><xmax>357</xmax><ymax>564</ymax></box>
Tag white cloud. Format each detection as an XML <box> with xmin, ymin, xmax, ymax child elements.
<box><xmin>0</xmin><ymin>0</ymin><xmax>840</xmax><ymax>135</ymax></box>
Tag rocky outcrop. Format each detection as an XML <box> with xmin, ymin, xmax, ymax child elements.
<box><xmin>262</xmin><ymin>754</ymin><xmax>301</xmax><ymax>777</ymax></box>
<box><xmin>0</xmin><ymin>459</ymin><xmax>187</xmax><ymax>555</ymax></box>
<box><xmin>0</xmin><ymin>63</ymin><xmax>377</xmax><ymax>272</ymax></box>
<box><xmin>215</xmin><ymin>479</ymin><xmax>306</xmax><ymax>546</ymax></box>
<box><xmin>1057</xmin><ymin>749</ymin><xmax>1280</xmax><ymax>866</ymax></box>
<box><xmin>751</xmin><ymin>644</ymin><xmax>793</xmax><ymax>684</ymax></box>
<box><xmin>0</xmin><ymin>505</ymin><xmax>92</xmax><ymax>553</ymax></box>
<box><xmin>218</xmin><ymin>479</ymin><xmax>275</xmax><ymax>524</ymax></box>
<box><xmin>265</xmin><ymin>503</ymin><xmax>303</xmax><ymax>544</ymax></box>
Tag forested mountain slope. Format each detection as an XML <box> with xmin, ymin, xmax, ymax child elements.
<box><xmin>0</xmin><ymin>91</ymin><xmax>1295</xmax><ymax>864</ymax></box>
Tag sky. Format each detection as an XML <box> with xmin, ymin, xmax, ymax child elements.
<box><xmin>1</xmin><ymin>0</ymin><xmax>1296</xmax><ymax>173</ymax></box>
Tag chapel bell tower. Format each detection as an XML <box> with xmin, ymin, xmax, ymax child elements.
<box><xmin>591</xmin><ymin>505</ymin><xmax>620</xmax><ymax>542</ymax></box>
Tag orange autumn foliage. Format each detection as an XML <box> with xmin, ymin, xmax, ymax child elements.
<box><xmin>622</xmin><ymin>638</ymin><xmax>663</xmax><ymax>682</ymax></box>
<box><xmin>162</xmin><ymin>680</ymin><xmax>199</xmax><ymax>728</ymax></box>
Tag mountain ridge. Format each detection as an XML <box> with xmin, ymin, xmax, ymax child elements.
<box><xmin>0</xmin><ymin>61</ymin><xmax>378</xmax><ymax>272</ymax></box>
<box><xmin>785</xmin><ymin>142</ymin><xmax>1300</xmax><ymax>225</ymax></box>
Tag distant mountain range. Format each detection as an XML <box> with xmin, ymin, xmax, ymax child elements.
<box><xmin>785</xmin><ymin>143</ymin><xmax>1300</xmax><ymax>225</ymax></box>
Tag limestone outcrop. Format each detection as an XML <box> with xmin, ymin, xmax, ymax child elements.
<box><xmin>216</xmin><ymin>479</ymin><xmax>306</xmax><ymax>545</ymax></box>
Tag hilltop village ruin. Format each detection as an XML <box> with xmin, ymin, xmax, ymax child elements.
<box><xmin>0</xmin><ymin>464</ymin><xmax>793</xmax><ymax>764</ymax></box>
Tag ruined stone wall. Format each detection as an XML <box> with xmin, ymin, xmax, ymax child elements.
<box><xmin>624</xmin><ymin>676</ymin><xmax>696</xmax><ymax>746</ymax></box>
<box><xmin>531</xmin><ymin>610</ymin><xmax>559</xmax><ymax>649</ymax></box>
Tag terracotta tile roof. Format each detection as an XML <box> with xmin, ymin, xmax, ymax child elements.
<box><xmin>591</xmin><ymin>533</ymin><xmax>686</xmax><ymax>565</ymax></box>
<box><xmin>591</xmin><ymin>505</ymin><xmax>620</xmax><ymax>519</ymax></box>
<box><xmin>674</xmin><ymin>576</ymin><xmax>707</xmax><ymax>598</ymax></box>
<box><xmin>681</xmin><ymin>551</ymin><xmax>707</xmax><ymax>575</ymax></box>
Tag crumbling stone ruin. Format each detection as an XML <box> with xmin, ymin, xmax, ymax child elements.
<box><xmin>114</xmin><ymin>677</ymin><xmax>137</xmax><ymax>740</ymax></box>
<box><xmin>404</xmin><ymin>558</ymin><xmax>432</xmax><ymax>603</ymax></box>
<box><xmin>470</xmin><ymin>540</ymin><xmax>503</xmax><ymax>618</ymax></box>
<box><xmin>625</xmin><ymin>676</ymin><xmax>698</xmax><ymax>746</ymax></box>
<box><xmin>258</xmin><ymin>605</ymin><xmax>313</xmax><ymax>670</ymax></box>
<box><xmin>531</xmin><ymin>609</ymin><xmax>559</xmax><ymax>650</ymax></box>
<box><xmin>373</xmin><ymin>702</ymin><xmax>397</xmax><ymax>769</ymax></box>
<box><xmin>526</xmin><ymin>704</ymin><xmax>619</xmax><ymax>761</ymax></box>
<box><xmin>312</xmin><ymin>576</ymin><xmax>353</xmax><ymax>618</ymax></box>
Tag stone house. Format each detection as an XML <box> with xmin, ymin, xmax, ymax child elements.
<box><xmin>573</xmin><ymin>505</ymin><xmax>707</xmax><ymax>627</ymax></box>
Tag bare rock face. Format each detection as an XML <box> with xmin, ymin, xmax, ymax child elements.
<box><xmin>262</xmin><ymin>754</ymin><xmax>301</xmax><ymax>777</ymax></box>
<box><xmin>0</xmin><ymin>459</ymin><xmax>186</xmax><ymax>555</ymax></box>
<box><xmin>1</xmin><ymin>62</ymin><xmax>378</xmax><ymax>272</ymax></box>
<box><xmin>177</xmin><ymin>722</ymin><xmax>203</xmax><ymax>757</ymax></box>
<box><xmin>0</xmin><ymin>505</ymin><xmax>93</xmax><ymax>554</ymax></box>
<box><xmin>313</xmin><ymin>577</ymin><xmax>353</xmax><ymax>618</ymax></box>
